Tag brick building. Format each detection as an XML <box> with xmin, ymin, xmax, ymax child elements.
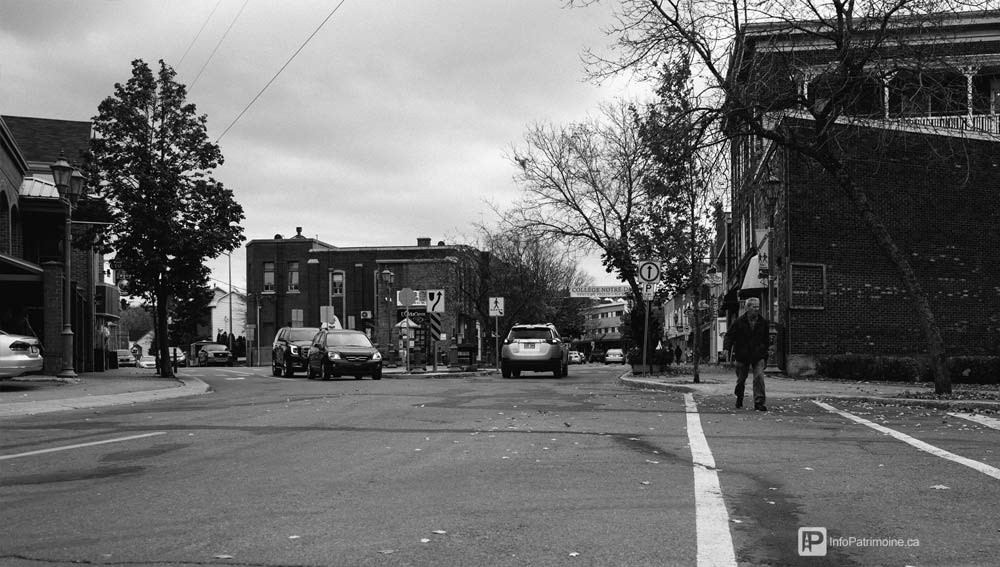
<box><xmin>1</xmin><ymin>115</ymin><xmax>120</xmax><ymax>374</ymax></box>
<box><xmin>245</xmin><ymin>229</ymin><xmax>485</xmax><ymax>365</ymax></box>
<box><xmin>723</xmin><ymin>11</ymin><xmax>1000</xmax><ymax>375</ymax></box>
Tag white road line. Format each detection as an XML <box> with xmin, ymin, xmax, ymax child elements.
<box><xmin>684</xmin><ymin>393</ymin><xmax>737</xmax><ymax>567</ymax></box>
<box><xmin>813</xmin><ymin>401</ymin><xmax>1000</xmax><ymax>480</ymax></box>
<box><xmin>0</xmin><ymin>432</ymin><xmax>166</xmax><ymax>461</ymax></box>
<box><xmin>948</xmin><ymin>412</ymin><xmax>1000</xmax><ymax>430</ymax></box>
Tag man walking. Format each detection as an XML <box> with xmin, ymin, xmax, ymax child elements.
<box><xmin>724</xmin><ymin>297</ymin><xmax>771</xmax><ymax>411</ymax></box>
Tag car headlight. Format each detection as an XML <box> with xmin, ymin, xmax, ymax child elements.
<box><xmin>328</xmin><ymin>352</ymin><xmax>341</xmax><ymax>360</ymax></box>
<box><xmin>290</xmin><ymin>345</ymin><xmax>299</xmax><ymax>356</ymax></box>
<box><xmin>372</xmin><ymin>351</ymin><xmax>382</xmax><ymax>361</ymax></box>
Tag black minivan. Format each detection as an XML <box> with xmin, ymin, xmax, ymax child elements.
<box><xmin>306</xmin><ymin>329</ymin><xmax>382</xmax><ymax>380</ymax></box>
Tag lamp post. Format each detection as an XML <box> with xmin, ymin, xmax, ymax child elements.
<box><xmin>50</xmin><ymin>153</ymin><xmax>86</xmax><ymax>378</ymax></box>
<box><xmin>380</xmin><ymin>268</ymin><xmax>395</xmax><ymax>366</ymax></box>
<box><xmin>224</xmin><ymin>251</ymin><xmax>233</xmax><ymax>353</ymax></box>
<box><xmin>761</xmin><ymin>171</ymin><xmax>782</xmax><ymax>371</ymax></box>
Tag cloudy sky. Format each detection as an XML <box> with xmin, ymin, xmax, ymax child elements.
<box><xmin>1</xmin><ymin>0</ymin><xmax>649</xmax><ymax>292</ymax></box>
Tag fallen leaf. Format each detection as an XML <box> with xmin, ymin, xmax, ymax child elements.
<box><xmin>930</xmin><ymin>484</ymin><xmax>950</xmax><ymax>490</ymax></box>
<box><xmin>420</xmin><ymin>538</ymin><xmax>431</xmax><ymax>543</ymax></box>
<box><xmin>213</xmin><ymin>554</ymin><xmax>234</xmax><ymax>560</ymax></box>
<box><xmin>432</xmin><ymin>530</ymin><xmax>447</xmax><ymax>535</ymax></box>
<box><xmin>288</xmin><ymin>535</ymin><xmax>301</xmax><ymax>540</ymax></box>
<box><xmin>378</xmin><ymin>549</ymin><xmax>395</xmax><ymax>555</ymax></box>
<box><xmin>640</xmin><ymin>481</ymin><xmax>651</xmax><ymax>485</ymax></box>
<box><xmin>569</xmin><ymin>552</ymin><xmax>580</xmax><ymax>557</ymax></box>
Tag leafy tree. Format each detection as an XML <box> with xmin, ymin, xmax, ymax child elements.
<box><xmin>89</xmin><ymin>59</ymin><xmax>245</xmax><ymax>377</ymax></box>
<box><xmin>118</xmin><ymin>304</ymin><xmax>153</xmax><ymax>343</ymax></box>
<box><xmin>576</xmin><ymin>0</ymin><xmax>997</xmax><ymax>393</ymax></box>
<box><xmin>167</xmin><ymin>285</ymin><xmax>214</xmax><ymax>349</ymax></box>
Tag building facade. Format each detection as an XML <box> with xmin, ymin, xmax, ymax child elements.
<box><xmin>1</xmin><ymin>115</ymin><xmax>119</xmax><ymax>373</ymax></box>
<box><xmin>724</xmin><ymin>11</ymin><xmax>1000</xmax><ymax>375</ymax></box>
<box><xmin>245</xmin><ymin>229</ymin><xmax>484</xmax><ymax>364</ymax></box>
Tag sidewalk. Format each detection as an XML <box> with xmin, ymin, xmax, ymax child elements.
<box><xmin>619</xmin><ymin>364</ymin><xmax>1000</xmax><ymax>411</ymax></box>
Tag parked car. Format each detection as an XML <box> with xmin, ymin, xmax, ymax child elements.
<box><xmin>500</xmin><ymin>323</ymin><xmax>569</xmax><ymax>379</ymax></box>
<box><xmin>272</xmin><ymin>326</ymin><xmax>319</xmax><ymax>377</ymax></box>
<box><xmin>0</xmin><ymin>330</ymin><xmax>44</xmax><ymax>379</ymax></box>
<box><xmin>197</xmin><ymin>343</ymin><xmax>234</xmax><ymax>366</ymax></box>
<box><xmin>589</xmin><ymin>349</ymin><xmax>606</xmax><ymax>363</ymax></box>
<box><xmin>116</xmin><ymin>348</ymin><xmax>135</xmax><ymax>367</ymax></box>
<box><xmin>306</xmin><ymin>329</ymin><xmax>382</xmax><ymax>380</ymax></box>
<box><xmin>568</xmin><ymin>350</ymin><xmax>584</xmax><ymax>364</ymax></box>
<box><xmin>136</xmin><ymin>355</ymin><xmax>158</xmax><ymax>369</ymax></box>
<box><xmin>605</xmin><ymin>348</ymin><xmax>625</xmax><ymax>364</ymax></box>
<box><xmin>166</xmin><ymin>346</ymin><xmax>187</xmax><ymax>367</ymax></box>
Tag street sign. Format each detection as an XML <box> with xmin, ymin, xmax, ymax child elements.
<box><xmin>569</xmin><ymin>285</ymin><xmax>631</xmax><ymax>298</ymax></box>
<box><xmin>426</xmin><ymin>289</ymin><xmax>445</xmax><ymax>313</ymax></box>
<box><xmin>398</xmin><ymin>287</ymin><xmax>417</xmax><ymax>307</ymax></box>
<box><xmin>641</xmin><ymin>282</ymin><xmax>657</xmax><ymax>300</ymax></box>
<box><xmin>489</xmin><ymin>297</ymin><xmax>504</xmax><ymax>317</ymax></box>
<box><xmin>637</xmin><ymin>260</ymin><xmax>662</xmax><ymax>283</ymax></box>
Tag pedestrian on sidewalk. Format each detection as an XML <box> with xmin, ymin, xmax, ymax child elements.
<box><xmin>723</xmin><ymin>297</ymin><xmax>771</xmax><ymax>411</ymax></box>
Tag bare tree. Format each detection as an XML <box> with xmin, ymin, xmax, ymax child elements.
<box><xmin>578</xmin><ymin>0</ymin><xmax>999</xmax><ymax>393</ymax></box>
<box><xmin>506</xmin><ymin>99</ymin><xmax>657</xmax><ymax>299</ymax></box>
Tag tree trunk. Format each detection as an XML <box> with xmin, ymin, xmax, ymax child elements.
<box><xmin>833</xmin><ymin>167</ymin><xmax>950</xmax><ymax>394</ymax></box>
<box><xmin>155</xmin><ymin>290</ymin><xmax>174</xmax><ymax>378</ymax></box>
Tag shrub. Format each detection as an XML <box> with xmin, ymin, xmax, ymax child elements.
<box><xmin>626</xmin><ymin>347</ymin><xmax>642</xmax><ymax>364</ymax></box>
<box><xmin>816</xmin><ymin>354</ymin><xmax>922</xmax><ymax>382</ymax></box>
<box><xmin>627</xmin><ymin>347</ymin><xmax>673</xmax><ymax>365</ymax></box>
<box><xmin>946</xmin><ymin>357</ymin><xmax>1000</xmax><ymax>385</ymax></box>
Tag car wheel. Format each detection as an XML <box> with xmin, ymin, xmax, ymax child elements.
<box><xmin>513</xmin><ymin>369</ymin><xmax>521</xmax><ymax>377</ymax></box>
<box><xmin>561</xmin><ymin>361</ymin><xmax>569</xmax><ymax>378</ymax></box>
<box><xmin>306</xmin><ymin>364</ymin><xmax>316</xmax><ymax>379</ymax></box>
<box><xmin>272</xmin><ymin>358</ymin><xmax>282</xmax><ymax>376</ymax></box>
<box><xmin>322</xmin><ymin>364</ymin><xmax>332</xmax><ymax>380</ymax></box>
<box><xmin>553</xmin><ymin>361</ymin><xmax>562</xmax><ymax>378</ymax></box>
<box><xmin>283</xmin><ymin>360</ymin><xmax>294</xmax><ymax>377</ymax></box>
<box><xmin>373</xmin><ymin>369</ymin><xmax>382</xmax><ymax>380</ymax></box>
<box><xmin>501</xmin><ymin>362</ymin><xmax>511</xmax><ymax>378</ymax></box>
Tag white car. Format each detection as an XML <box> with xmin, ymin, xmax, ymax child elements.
<box><xmin>0</xmin><ymin>330</ymin><xmax>44</xmax><ymax>378</ymax></box>
<box><xmin>568</xmin><ymin>350</ymin><xmax>584</xmax><ymax>364</ymax></box>
<box><xmin>136</xmin><ymin>355</ymin><xmax>158</xmax><ymax>369</ymax></box>
<box><xmin>605</xmin><ymin>348</ymin><xmax>625</xmax><ymax>364</ymax></box>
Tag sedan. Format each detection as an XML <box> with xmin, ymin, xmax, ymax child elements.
<box><xmin>0</xmin><ymin>330</ymin><xmax>44</xmax><ymax>378</ymax></box>
<box><xmin>605</xmin><ymin>348</ymin><xmax>625</xmax><ymax>364</ymax></box>
<box><xmin>568</xmin><ymin>351</ymin><xmax>584</xmax><ymax>364</ymax></box>
<box><xmin>136</xmin><ymin>355</ymin><xmax>158</xmax><ymax>369</ymax></box>
<box><xmin>167</xmin><ymin>346</ymin><xmax>187</xmax><ymax>367</ymax></box>
<box><xmin>117</xmin><ymin>349</ymin><xmax>135</xmax><ymax>367</ymax></box>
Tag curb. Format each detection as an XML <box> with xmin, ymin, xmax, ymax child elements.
<box><xmin>0</xmin><ymin>377</ymin><xmax>211</xmax><ymax>418</ymax></box>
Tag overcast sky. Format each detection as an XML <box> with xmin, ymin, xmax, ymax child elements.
<box><xmin>1</xmin><ymin>0</ymin><xmax>648</xmax><ymax>292</ymax></box>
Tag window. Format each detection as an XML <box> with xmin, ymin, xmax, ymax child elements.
<box><xmin>330</xmin><ymin>270</ymin><xmax>345</xmax><ymax>297</ymax></box>
<box><xmin>288</xmin><ymin>262</ymin><xmax>299</xmax><ymax>292</ymax></box>
<box><xmin>263</xmin><ymin>262</ymin><xmax>275</xmax><ymax>292</ymax></box>
<box><xmin>291</xmin><ymin>309</ymin><xmax>304</xmax><ymax>327</ymax></box>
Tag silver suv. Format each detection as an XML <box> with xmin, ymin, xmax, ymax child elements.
<box><xmin>500</xmin><ymin>323</ymin><xmax>569</xmax><ymax>378</ymax></box>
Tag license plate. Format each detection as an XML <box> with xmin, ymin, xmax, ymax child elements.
<box><xmin>523</xmin><ymin>343</ymin><xmax>535</xmax><ymax>349</ymax></box>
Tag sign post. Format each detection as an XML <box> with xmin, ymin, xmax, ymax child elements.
<box><xmin>400</xmin><ymin>288</ymin><xmax>416</xmax><ymax>372</ymax></box>
<box><xmin>637</xmin><ymin>261</ymin><xmax>662</xmax><ymax>374</ymax></box>
<box><xmin>489</xmin><ymin>297</ymin><xmax>504</xmax><ymax>369</ymax></box>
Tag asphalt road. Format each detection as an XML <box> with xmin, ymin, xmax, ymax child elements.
<box><xmin>1</xmin><ymin>364</ymin><xmax>997</xmax><ymax>566</ymax></box>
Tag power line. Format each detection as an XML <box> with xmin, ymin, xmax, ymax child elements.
<box><xmin>189</xmin><ymin>0</ymin><xmax>250</xmax><ymax>92</ymax></box>
<box><xmin>216</xmin><ymin>0</ymin><xmax>348</xmax><ymax>142</ymax></box>
<box><xmin>177</xmin><ymin>0</ymin><xmax>223</xmax><ymax>68</ymax></box>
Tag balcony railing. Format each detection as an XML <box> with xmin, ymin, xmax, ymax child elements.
<box><xmin>890</xmin><ymin>113</ymin><xmax>999</xmax><ymax>135</ymax></box>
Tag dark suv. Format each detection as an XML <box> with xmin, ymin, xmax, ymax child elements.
<box><xmin>272</xmin><ymin>326</ymin><xmax>319</xmax><ymax>377</ymax></box>
<box><xmin>500</xmin><ymin>323</ymin><xmax>569</xmax><ymax>378</ymax></box>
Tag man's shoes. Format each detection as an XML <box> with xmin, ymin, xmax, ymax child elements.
<box><xmin>735</xmin><ymin>397</ymin><xmax>743</xmax><ymax>409</ymax></box>
<box><xmin>754</xmin><ymin>404</ymin><xmax>768</xmax><ymax>412</ymax></box>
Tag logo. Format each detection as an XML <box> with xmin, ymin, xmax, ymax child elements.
<box><xmin>798</xmin><ymin>527</ymin><xmax>827</xmax><ymax>556</ymax></box>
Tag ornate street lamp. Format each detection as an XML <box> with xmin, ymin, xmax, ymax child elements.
<box><xmin>50</xmin><ymin>153</ymin><xmax>86</xmax><ymax>378</ymax></box>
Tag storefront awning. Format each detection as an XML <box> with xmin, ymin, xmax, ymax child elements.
<box><xmin>739</xmin><ymin>254</ymin><xmax>766</xmax><ymax>298</ymax></box>
<box><xmin>0</xmin><ymin>253</ymin><xmax>43</xmax><ymax>282</ymax></box>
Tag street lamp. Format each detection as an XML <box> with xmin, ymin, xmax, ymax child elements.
<box><xmin>224</xmin><ymin>251</ymin><xmax>233</xmax><ymax>353</ymax></box>
<box><xmin>50</xmin><ymin>153</ymin><xmax>86</xmax><ymax>378</ymax></box>
<box><xmin>760</xmin><ymin>170</ymin><xmax>782</xmax><ymax>370</ymax></box>
<box><xmin>380</xmin><ymin>268</ymin><xmax>395</xmax><ymax>365</ymax></box>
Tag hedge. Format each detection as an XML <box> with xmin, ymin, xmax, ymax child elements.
<box><xmin>815</xmin><ymin>355</ymin><xmax>999</xmax><ymax>385</ymax></box>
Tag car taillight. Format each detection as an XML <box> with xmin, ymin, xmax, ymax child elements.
<box><xmin>547</xmin><ymin>339</ymin><xmax>559</xmax><ymax>345</ymax></box>
<box><xmin>9</xmin><ymin>341</ymin><xmax>31</xmax><ymax>351</ymax></box>
<box><xmin>503</xmin><ymin>339</ymin><xmax>513</xmax><ymax>344</ymax></box>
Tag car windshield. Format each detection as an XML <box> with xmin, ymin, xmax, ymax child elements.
<box><xmin>289</xmin><ymin>329</ymin><xmax>318</xmax><ymax>341</ymax></box>
<box><xmin>509</xmin><ymin>329</ymin><xmax>552</xmax><ymax>340</ymax></box>
<box><xmin>325</xmin><ymin>333</ymin><xmax>373</xmax><ymax>348</ymax></box>
<box><xmin>203</xmin><ymin>344</ymin><xmax>227</xmax><ymax>351</ymax></box>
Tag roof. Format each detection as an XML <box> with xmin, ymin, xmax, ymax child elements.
<box><xmin>1</xmin><ymin>115</ymin><xmax>92</xmax><ymax>169</ymax></box>
<box><xmin>18</xmin><ymin>176</ymin><xmax>59</xmax><ymax>199</ymax></box>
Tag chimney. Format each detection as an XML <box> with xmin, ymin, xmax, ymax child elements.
<box><xmin>417</xmin><ymin>237</ymin><xmax>431</xmax><ymax>247</ymax></box>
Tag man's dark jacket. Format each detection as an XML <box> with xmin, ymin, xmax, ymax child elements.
<box><xmin>724</xmin><ymin>314</ymin><xmax>770</xmax><ymax>363</ymax></box>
